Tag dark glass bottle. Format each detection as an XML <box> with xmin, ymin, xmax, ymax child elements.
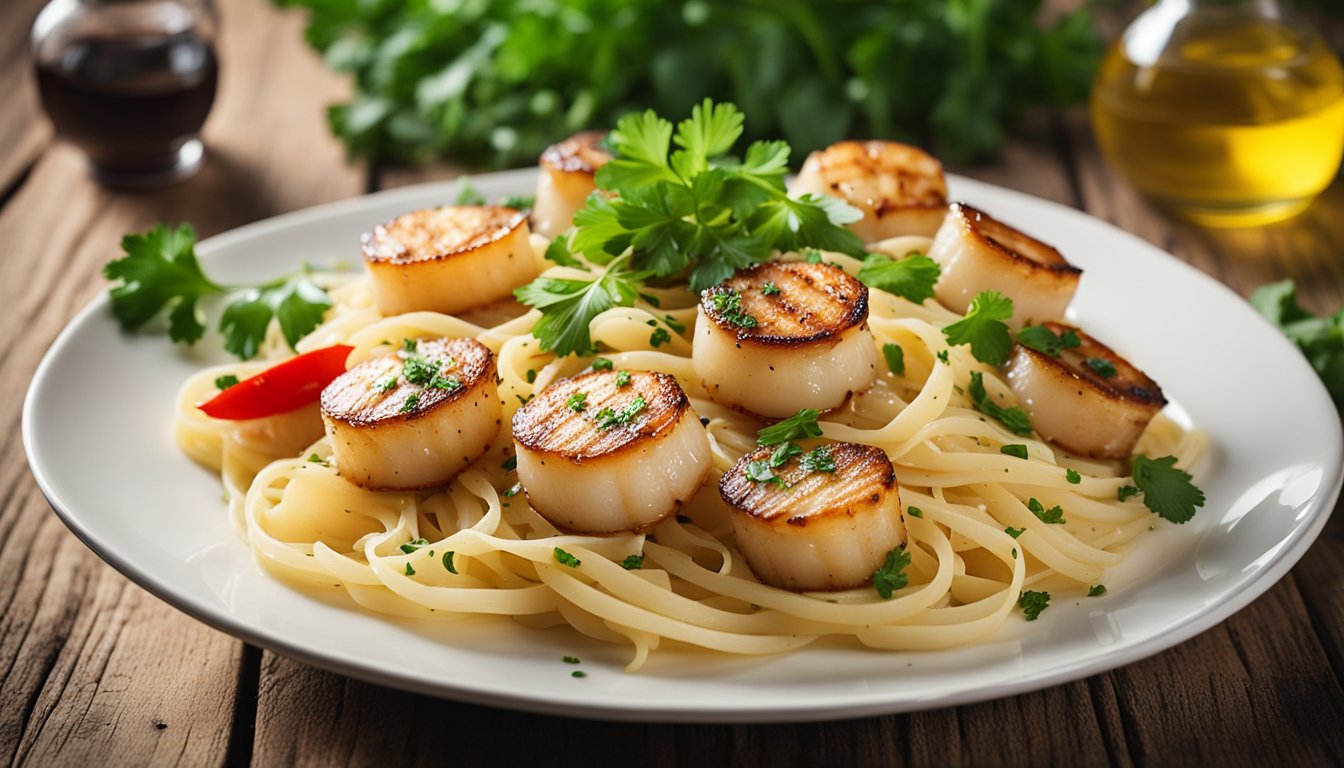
<box><xmin>32</xmin><ymin>0</ymin><xmax>218</xmax><ymax>190</ymax></box>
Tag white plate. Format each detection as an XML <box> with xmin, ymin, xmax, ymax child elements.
<box><xmin>23</xmin><ymin>169</ymin><xmax>1343</xmax><ymax>722</ymax></box>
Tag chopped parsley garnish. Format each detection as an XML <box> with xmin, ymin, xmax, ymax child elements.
<box><xmin>1028</xmin><ymin>497</ymin><xmax>1066</xmax><ymax>525</ymax></box>
<box><xmin>376</xmin><ymin>377</ymin><xmax>397</xmax><ymax>393</ymax></box>
<box><xmin>402</xmin><ymin>338</ymin><xmax>419</xmax><ymax>354</ymax></box>
<box><xmin>770</xmin><ymin>442</ymin><xmax>802</xmax><ymax>467</ymax></box>
<box><xmin>526</xmin><ymin>369</ymin><xmax>537</xmax><ymax>383</ymax></box>
<box><xmin>872</xmin><ymin>546</ymin><xmax>912</xmax><ymax>599</ymax></box>
<box><xmin>761</xmin><ymin>281</ymin><xmax>781</xmax><ymax>296</ymax></box>
<box><xmin>882</xmin><ymin>343</ymin><xmax>905</xmax><ymax>376</ymax></box>
<box><xmin>1000</xmin><ymin>444</ymin><xmax>1029</xmax><ymax>460</ymax></box>
<box><xmin>591</xmin><ymin>357</ymin><xmax>613</xmax><ymax>371</ymax></box>
<box><xmin>1131</xmin><ymin>455</ymin><xmax>1205</xmax><ymax>524</ymax></box>
<box><xmin>442</xmin><ymin>551</ymin><xmax>458</xmax><ymax>573</ymax></box>
<box><xmin>649</xmin><ymin>327</ymin><xmax>672</xmax><ymax>347</ymax></box>
<box><xmin>553</xmin><ymin>547</ymin><xmax>581</xmax><ymax>568</ymax></box>
<box><xmin>936</xmin><ymin>350</ymin><xmax>950</xmax><ymax>364</ymax></box>
<box><xmin>744</xmin><ymin>460</ymin><xmax>785</xmax><ymax>488</ymax></box>
<box><xmin>400</xmin><ymin>538</ymin><xmax>429</xmax><ymax>554</ymax></box>
<box><xmin>514</xmin><ymin>100</ymin><xmax>864</xmax><ymax>357</ymax></box>
<box><xmin>429</xmin><ymin>373</ymin><xmax>461</xmax><ymax>390</ymax></box>
<box><xmin>855</xmin><ymin>251</ymin><xmax>940</xmax><ymax>304</ymax></box>
<box><xmin>943</xmin><ymin>290</ymin><xmax>1014</xmax><ymax>365</ymax></box>
<box><xmin>621</xmin><ymin>554</ymin><xmax>645</xmax><ymax>570</ymax></box>
<box><xmin>562</xmin><ymin>655</ymin><xmax>581</xmax><ymax>664</ymax></box>
<box><xmin>662</xmin><ymin>314</ymin><xmax>686</xmax><ymax>333</ymax></box>
<box><xmin>757</xmin><ymin>409</ymin><xmax>823</xmax><ymax>445</ymax></box>
<box><xmin>1018</xmin><ymin>590</ymin><xmax>1050</xmax><ymax>621</ymax></box>
<box><xmin>503</xmin><ymin>483</ymin><xmax>521</xmax><ymax>497</ymax></box>
<box><xmin>615</xmin><ymin>369</ymin><xmax>632</xmax><ymax>387</ymax></box>
<box><xmin>399</xmin><ymin>393</ymin><xmax>420</xmax><ymax>413</ymax></box>
<box><xmin>104</xmin><ymin>222</ymin><xmax>333</xmax><ymax>360</ymax></box>
<box><xmin>1005</xmin><ymin>526</ymin><xmax>1025</xmax><ymax>538</ymax></box>
<box><xmin>215</xmin><ymin>374</ymin><xmax>240</xmax><ymax>390</ymax></box>
<box><xmin>805</xmin><ymin>249</ymin><xmax>824</xmax><ymax>264</ymax></box>
<box><xmin>907</xmin><ymin>507</ymin><xmax>924</xmax><ymax>519</ymax></box>
<box><xmin>1016</xmin><ymin>324</ymin><xmax>1081</xmax><ymax>357</ymax></box>
<box><xmin>571</xmin><ymin>670</ymin><xmax>587</xmax><ymax>678</ymax></box>
<box><xmin>1117</xmin><ymin>484</ymin><xmax>1140</xmax><ymax>502</ymax></box>
<box><xmin>306</xmin><ymin>453</ymin><xmax>324</xmax><ymax>463</ymax></box>
<box><xmin>1085</xmin><ymin>357</ymin><xmax>1117</xmax><ymax>378</ymax></box>
<box><xmin>567</xmin><ymin>392</ymin><xmax>588</xmax><ymax>412</ymax></box>
<box><xmin>709</xmin><ymin>288</ymin><xmax>758</xmax><ymax>328</ymax></box>
<box><xmin>502</xmin><ymin>456</ymin><xmax>517</xmax><ymax>471</ymax></box>
<box><xmin>404</xmin><ymin>562</ymin><xmax>416</xmax><ymax>576</ymax></box>
<box><xmin>967</xmin><ymin>372</ymin><xmax>1033</xmax><ymax>436</ymax></box>
<box><xmin>799</xmin><ymin>445</ymin><xmax>837</xmax><ymax>473</ymax></box>
<box><xmin>1088</xmin><ymin>584</ymin><xmax>1107</xmax><ymax>597</ymax></box>
<box><xmin>1066</xmin><ymin>468</ymin><xmax>1082</xmax><ymax>484</ymax></box>
<box><xmin>401</xmin><ymin>356</ymin><xmax>436</xmax><ymax>385</ymax></box>
<box><xmin>595</xmin><ymin>395</ymin><xmax>647</xmax><ymax>429</ymax></box>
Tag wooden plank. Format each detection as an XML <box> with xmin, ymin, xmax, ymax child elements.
<box><xmin>0</xmin><ymin>0</ymin><xmax>52</xmax><ymax>197</ymax></box>
<box><xmin>0</xmin><ymin>0</ymin><xmax>365</xmax><ymax>762</ymax></box>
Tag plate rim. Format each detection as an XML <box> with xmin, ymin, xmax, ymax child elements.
<box><xmin>22</xmin><ymin>170</ymin><xmax>1344</xmax><ymax>723</ymax></box>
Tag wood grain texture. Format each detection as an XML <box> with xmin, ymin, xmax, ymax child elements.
<box><xmin>0</xmin><ymin>0</ymin><xmax>364</xmax><ymax>764</ymax></box>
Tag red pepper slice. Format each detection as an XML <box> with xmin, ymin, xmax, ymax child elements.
<box><xmin>199</xmin><ymin>345</ymin><xmax>354</xmax><ymax>420</ymax></box>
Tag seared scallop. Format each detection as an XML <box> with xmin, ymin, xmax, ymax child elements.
<box><xmin>721</xmin><ymin>442</ymin><xmax>905</xmax><ymax>592</ymax></box>
<box><xmin>321</xmin><ymin>338</ymin><xmax>501</xmax><ymax>489</ymax></box>
<box><xmin>533</xmin><ymin>130</ymin><xmax>612</xmax><ymax>238</ymax></box>
<box><xmin>791</xmin><ymin>140</ymin><xmax>949</xmax><ymax>241</ymax></box>
<box><xmin>362</xmin><ymin>205</ymin><xmax>539</xmax><ymax>316</ymax></box>
<box><xmin>512</xmin><ymin>369</ymin><xmax>711</xmax><ymax>534</ymax></box>
<box><xmin>928</xmin><ymin>203</ymin><xmax>1081</xmax><ymax>328</ymax></box>
<box><xmin>692</xmin><ymin>262</ymin><xmax>878</xmax><ymax>418</ymax></box>
<box><xmin>1005</xmin><ymin>322</ymin><xmax>1166</xmax><ymax>460</ymax></box>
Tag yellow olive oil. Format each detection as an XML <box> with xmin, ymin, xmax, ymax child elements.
<box><xmin>1092</xmin><ymin>20</ymin><xmax>1344</xmax><ymax>226</ymax></box>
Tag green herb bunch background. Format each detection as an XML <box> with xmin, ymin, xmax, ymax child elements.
<box><xmin>276</xmin><ymin>0</ymin><xmax>1103</xmax><ymax>167</ymax></box>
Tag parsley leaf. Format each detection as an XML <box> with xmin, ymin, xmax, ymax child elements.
<box><xmin>769</xmin><ymin>442</ymin><xmax>802</xmax><ymax>467</ymax></box>
<box><xmin>455</xmin><ymin>177</ymin><xmax>487</xmax><ymax>205</ymax></box>
<box><xmin>105</xmin><ymin>223</ymin><xmax>334</xmax><ymax>360</ymax></box>
<box><xmin>1028</xmin><ymin>497</ymin><xmax>1066</xmax><ymax>524</ymax></box>
<box><xmin>591</xmin><ymin>357</ymin><xmax>614</xmax><ymax>371</ymax></box>
<box><xmin>1131</xmin><ymin>455</ymin><xmax>1205</xmax><ymax>524</ymax></box>
<box><xmin>873</xmin><ymin>546</ymin><xmax>911</xmax><ymax>599</ymax></box>
<box><xmin>967</xmin><ymin>372</ymin><xmax>1033</xmax><ymax>436</ymax></box>
<box><xmin>799</xmin><ymin>445</ymin><xmax>837</xmax><ymax>473</ymax></box>
<box><xmin>514</xmin><ymin>266</ymin><xmax>645</xmax><ymax>357</ymax></box>
<box><xmin>1018</xmin><ymin>590</ymin><xmax>1050</xmax><ymax>621</ymax></box>
<box><xmin>882</xmin><ymin>343</ymin><xmax>905</xmax><ymax>376</ymax></box>
<box><xmin>214</xmin><ymin>374</ymin><xmax>240</xmax><ymax>390</ymax></box>
<box><xmin>1117</xmin><ymin>485</ymin><xmax>1140</xmax><ymax>502</ymax></box>
<box><xmin>621</xmin><ymin>554</ymin><xmax>645</xmax><ymax>570</ymax></box>
<box><xmin>856</xmin><ymin>252</ymin><xmax>940</xmax><ymax>304</ymax></box>
<box><xmin>553</xmin><ymin>547</ymin><xmax>581</xmax><ymax>568</ymax></box>
<box><xmin>400</xmin><ymin>538</ymin><xmax>429</xmax><ymax>554</ymax></box>
<box><xmin>1252</xmin><ymin>279</ymin><xmax>1344</xmax><ymax>409</ymax></box>
<box><xmin>595</xmin><ymin>395</ymin><xmax>647</xmax><ymax>430</ymax></box>
<box><xmin>758</xmin><ymin>409</ymin><xmax>824</xmax><ymax>445</ymax></box>
<box><xmin>615</xmin><ymin>369</ymin><xmax>632</xmax><ymax>387</ymax></box>
<box><xmin>1005</xmin><ymin>526</ymin><xmax>1025</xmax><ymax>538</ymax></box>
<box><xmin>1085</xmin><ymin>357</ymin><xmax>1117</xmax><ymax>378</ymax></box>
<box><xmin>1000</xmin><ymin>444</ymin><xmax>1028</xmax><ymax>460</ymax></box>
<box><xmin>761</xmin><ymin>281</ymin><xmax>781</xmax><ymax>296</ymax></box>
<box><xmin>708</xmin><ymin>288</ymin><xmax>758</xmax><ymax>328</ymax></box>
<box><xmin>745</xmin><ymin>460</ymin><xmax>786</xmax><ymax>488</ymax></box>
<box><xmin>442</xmin><ymin>551</ymin><xmax>458</xmax><ymax>573</ymax></box>
<box><xmin>1016</xmin><ymin>324</ymin><xmax>1081</xmax><ymax>357</ymax></box>
<box><xmin>1066</xmin><ymin>468</ymin><xmax>1082</xmax><ymax>485</ymax></box>
<box><xmin>1088</xmin><ymin>584</ymin><xmax>1107</xmax><ymax>597</ymax></box>
<box><xmin>907</xmin><ymin>507</ymin><xmax>924</xmax><ymax>519</ymax></box>
<box><xmin>943</xmin><ymin>291</ymin><xmax>1014</xmax><ymax>365</ymax></box>
<box><xmin>567</xmin><ymin>392</ymin><xmax>588</xmax><ymax>412</ymax></box>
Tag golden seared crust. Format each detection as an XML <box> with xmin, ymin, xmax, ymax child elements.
<box><xmin>705</xmin><ymin>262</ymin><xmax>869</xmax><ymax>346</ymax></box>
<box><xmin>953</xmin><ymin>203</ymin><xmax>1081</xmax><ymax>275</ymax></box>
<box><xmin>320</xmin><ymin>338</ymin><xmax>494</xmax><ymax>427</ymax></box>
<box><xmin>512</xmin><ymin>370</ymin><xmax>689</xmax><ymax>461</ymax></box>
<box><xmin>361</xmin><ymin>206</ymin><xmax>527</xmax><ymax>265</ymax></box>
<box><xmin>809</xmin><ymin>140</ymin><xmax>947</xmax><ymax>209</ymax></box>
<box><xmin>720</xmin><ymin>442</ymin><xmax>896</xmax><ymax>527</ymax></box>
<box><xmin>1030</xmin><ymin>322</ymin><xmax>1167</xmax><ymax>407</ymax></box>
<box><xmin>540</xmin><ymin>130</ymin><xmax>612</xmax><ymax>175</ymax></box>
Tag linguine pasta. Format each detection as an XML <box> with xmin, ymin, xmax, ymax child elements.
<box><xmin>174</xmin><ymin>234</ymin><xmax>1204</xmax><ymax>671</ymax></box>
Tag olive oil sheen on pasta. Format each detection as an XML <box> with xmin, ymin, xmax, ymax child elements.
<box><xmin>1092</xmin><ymin>5</ymin><xmax>1344</xmax><ymax>227</ymax></box>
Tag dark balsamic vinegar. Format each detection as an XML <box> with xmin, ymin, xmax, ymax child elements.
<box><xmin>36</xmin><ymin>33</ymin><xmax>217</xmax><ymax>180</ymax></box>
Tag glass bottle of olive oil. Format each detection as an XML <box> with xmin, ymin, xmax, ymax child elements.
<box><xmin>1092</xmin><ymin>0</ymin><xmax>1344</xmax><ymax>227</ymax></box>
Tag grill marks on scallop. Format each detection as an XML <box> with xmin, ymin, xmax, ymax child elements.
<box><xmin>714</xmin><ymin>262</ymin><xmax>867</xmax><ymax>342</ymax></box>
<box><xmin>721</xmin><ymin>443</ymin><xmax>896</xmax><ymax>525</ymax></box>
<box><xmin>363</xmin><ymin>206</ymin><xmax>527</xmax><ymax>265</ymax></box>
<box><xmin>511</xmin><ymin>370</ymin><xmax>686</xmax><ymax>460</ymax></box>
<box><xmin>321</xmin><ymin>338</ymin><xmax>493</xmax><ymax>426</ymax></box>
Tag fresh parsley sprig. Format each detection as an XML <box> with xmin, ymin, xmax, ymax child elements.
<box><xmin>757</xmin><ymin>409</ymin><xmax>824</xmax><ymax>446</ymax></box>
<box><xmin>943</xmin><ymin>291</ymin><xmax>1014</xmax><ymax>365</ymax></box>
<box><xmin>856</xmin><ymin>251</ymin><xmax>941</xmax><ymax>304</ymax></box>
<box><xmin>105</xmin><ymin>223</ymin><xmax>333</xmax><ymax>360</ymax></box>
<box><xmin>516</xmin><ymin>99</ymin><xmax>866</xmax><ymax>357</ymax></box>
<box><xmin>1016</xmin><ymin>324</ymin><xmax>1080</xmax><ymax>357</ymax></box>
<box><xmin>1131</xmin><ymin>455</ymin><xmax>1205</xmax><ymax>524</ymax></box>
<box><xmin>967</xmin><ymin>372</ymin><xmax>1034</xmax><ymax>437</ymax></box>
<box><xmin>873</xmin><ymin>546</ymin><xmax>912</xmax><ymax>599</ymax></box>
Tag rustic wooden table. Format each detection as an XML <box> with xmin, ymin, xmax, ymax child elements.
<box><xmin>3</xmin><ymin>0</ymin><xmax>1343</xmax><ymax>764</ymax></box>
